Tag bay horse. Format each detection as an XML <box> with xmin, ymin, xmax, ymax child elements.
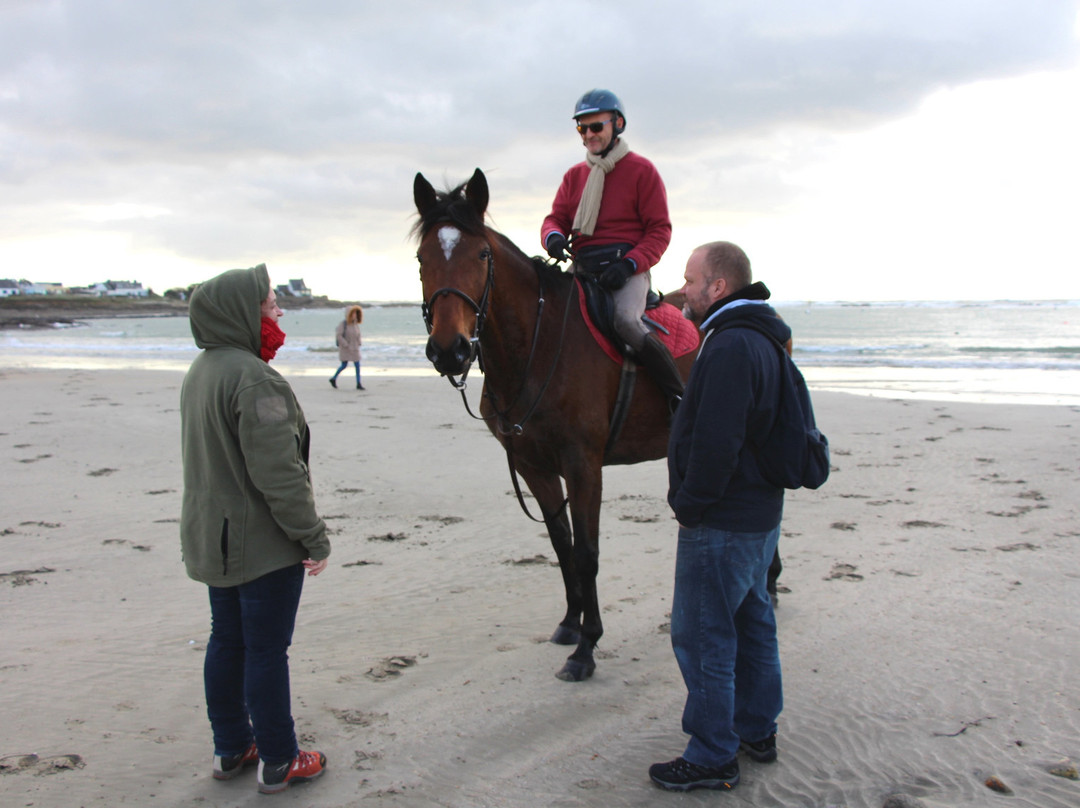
<box><xmin>413</xmin><ymin>168</ymin><xmax>698</xmax><ymax>681</ymax></box>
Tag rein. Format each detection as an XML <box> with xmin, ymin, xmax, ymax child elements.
<box><xmin>421</xmin><ymin>230</ymin><xmax>575</xmax><ymax>522</ymax></box>
<box><xmin>486</xmin><ymin>266</ymin><xmax>576</xmax><ymax>437</ymax></box>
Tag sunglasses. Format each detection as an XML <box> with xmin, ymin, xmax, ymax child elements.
<box><xmin>576</xmin><ymin>119</ymin><xmax>612</xmax><ymax>135</ymax></box>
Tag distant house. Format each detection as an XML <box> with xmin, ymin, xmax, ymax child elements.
<box><xmin>0</xmin><ymin>279</ymin><xmax>18</xmax><ymax>297</ymax></box>
<box><xmin>275</xmin><ymin>278</ymin><xmax>312</xmax><ymax>298</ymax></box>
<box><xmin>91</xmin><ymin>280</ymin><xmax>149</xmax><ymax>297</ymax></box>
<box><xmin>18</xmin><ymin>281</ymin><xmax>64</xmax><ymax>295</ymax></box>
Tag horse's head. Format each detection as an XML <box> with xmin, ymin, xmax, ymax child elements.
<box><xmin>413</xmin><ymin>168</ymin><xmax>494</xmax><ymax>378</ymax></box>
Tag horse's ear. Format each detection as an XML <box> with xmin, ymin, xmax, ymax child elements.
<box><xmin>465</xmin><ymin>168</ymin><xmax>488</xmax><ymax>218</ymax></box>
<box><xmin>414</xmin><ymin>172</ymin><xmax>438</xmax><ymax>215</ymax></box>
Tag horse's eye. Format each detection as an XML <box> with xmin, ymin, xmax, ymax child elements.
<box><xmin>479</xmin><ymin>248</ymin><xmax>491</xmax><ymax>261</ymax></box>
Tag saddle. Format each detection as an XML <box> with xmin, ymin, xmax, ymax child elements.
<box><xmin>578</xmin><ymin>272</ymin><xmax>663</xmax><ymax>351</ymax></box>
<box><xmin>572</xmin><ymin>244</ymin><xmax>698</xmax><ymax>363</ymax></box>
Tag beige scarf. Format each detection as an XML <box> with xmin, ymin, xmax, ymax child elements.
<box><xmin>572</xmin><ymin>138</ymin><xmax>630</xmax><ymax>236</ymax></box>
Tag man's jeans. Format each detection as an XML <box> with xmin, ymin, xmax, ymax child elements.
<box><xmin>671</xmin><ymin>523</ymin><xmax>783</xmax><ymax>767</ymax></box>
<box><xmin>205</xmin><ymin>563</ymin><xmax>304</xmax><ymax>764</ymax></box>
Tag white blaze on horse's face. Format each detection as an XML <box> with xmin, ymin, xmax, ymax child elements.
<box><xmin>438</xmin><ymin>226</ymin><xmax>461</xmax><ymax>261</ymax></box>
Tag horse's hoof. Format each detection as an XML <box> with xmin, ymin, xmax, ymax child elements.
<box><xmin>555</xmin><ymin>658</ymin><xmax>595</xmax><ymax>682</ymax></box>
<box><xmin>550</xmin><ymin>625</ymin><xmax>581</xmax><ymax>646</ymax></box>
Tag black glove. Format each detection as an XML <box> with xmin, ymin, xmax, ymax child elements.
<box><xmin>599</xmin><ymin>259</ymin><xmax>634</xmax><ymax>290</ymax></box>
<box><xmin>545</xmin><ymin>233</ymin><xmax>570</xmax><ymax>262</ymax></box>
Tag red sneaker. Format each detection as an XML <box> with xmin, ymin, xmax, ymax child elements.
<box><xmin>212</xmin><ymin>742</ymin><xmax>258</xmax><ymax>780</ymax></box>
<box><xmin>257</xmin><ymin>750</ymin><xmax>327</xmax><ymax>794</ymax></box>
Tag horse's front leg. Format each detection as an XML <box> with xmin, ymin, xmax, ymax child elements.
<box><xmin>518</xmin><ymin>467</ymin><xmax>581</xmax><ymax>646</ymax></box>
<box><xmin>555</xmin><ymin>461</ymin><xmax>604</xmax><ymax>682</ymax></box>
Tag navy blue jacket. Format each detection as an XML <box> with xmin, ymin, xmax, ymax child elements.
<box><xmin>667</xmin><ymin>301</ymin><xmax>790</xmax><ymax>531</ymax></box>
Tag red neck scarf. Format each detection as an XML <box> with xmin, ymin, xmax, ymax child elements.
<box><xmin>260</xmin><ymin>317</ymin><xmax>286</xmax><ymax>362</ymax></box>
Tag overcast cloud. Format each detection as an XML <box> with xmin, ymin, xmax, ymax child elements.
<box><xmin>1</xmin><ymin>1</ymin><xmax>1077</xmax><ymax>301</ymax></box>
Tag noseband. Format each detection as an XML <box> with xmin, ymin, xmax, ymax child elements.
<box><xmin>419</xmin><ymin>244</ymin><xmax>494</xmax><ymax>389</ymax></box>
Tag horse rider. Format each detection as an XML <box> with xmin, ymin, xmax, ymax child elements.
<box><xmin>541</xmin><ymin>88</ymin><xmax>685</xmax><ymax>407</ymax></box>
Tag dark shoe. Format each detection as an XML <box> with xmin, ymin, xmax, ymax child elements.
<box><xmin>357</xmin><ymin>383</ymin><xmax>365</xmax><ymax>390</ymax></box>
<box><xmin>257</xmin><ymin>750</ymin><xmax>326</xmax><ymax>794</ymax></box>
<box><xmin>329</xmin><ymin>377</ymin><xmax>338</xmax><ymax>389</ymax></box>
<box><xmin>740</xmin><ymin>733</ymin><xmax>777</xmax><ymax>763</ymax></box>
<box><xmin>649</xmin><ymin>756</ymin><xmax>739</xmax><ymax>791</ymax></box>
<box><xmin>212</xmin><ymin>742</ymin><xmax>258</xmax><ymax>780</ymax></box>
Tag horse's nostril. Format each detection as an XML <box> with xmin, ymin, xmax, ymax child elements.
<box><xmin>426</xmin><ymin>335</ymin><xmax>469</xmax><ymax>376</ymax></box>
<box><xmin>452</xmin><ymin>335</ymin><xmax>471</xmax><ymax>365</ymax></box>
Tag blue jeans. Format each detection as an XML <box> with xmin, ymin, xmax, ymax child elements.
<box><xmin>331</xmin><ymin>361</ymin><xmax>361</xmax><ymax>384</ymax></box>
<box><xmin>205</xmin><ymin>563</ymin><xmax>304</xmax><ymax>764</ymax></box>
<box><xmin>671</xmin><ymin>524</ymin><xmax>783</xmax><ymax>767</ymax></box>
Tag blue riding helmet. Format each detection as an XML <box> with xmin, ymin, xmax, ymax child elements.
<box><xmin>573</xmin><ymin>89</ymin><xmax>626</xmax><ymax>135</ymax></box>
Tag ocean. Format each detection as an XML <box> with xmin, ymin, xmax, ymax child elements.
<box><xmin>2</xmin><ymin>300</ymin><xmax>1078</xmax><ymax>405</ymax></box>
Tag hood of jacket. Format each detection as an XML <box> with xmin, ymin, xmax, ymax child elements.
<box><xmin>703</xmin><ymin>299</ymin><xmax>792</xmax><ymax>347</ymax></box>
<box><xmin>188</xmin><ymin>264</ymin><xmax>269</xmax><ymax>356</ymax></box>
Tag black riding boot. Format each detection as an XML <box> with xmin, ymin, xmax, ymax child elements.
<box><xmin>639</xmin><ymin>332</ymin><xmax>684</xmax><ymax>409</ymax></box>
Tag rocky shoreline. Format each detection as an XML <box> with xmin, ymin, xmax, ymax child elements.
<box><xmin>0</xmin><ymin>295</ymin><xmax>355</xmax><ymax>329</ymax></box>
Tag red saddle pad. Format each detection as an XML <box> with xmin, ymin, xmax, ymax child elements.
<box><xmin>576</xmin><ymin>279</ymin><xmax>700</xmax><ymax>364</ymax></box>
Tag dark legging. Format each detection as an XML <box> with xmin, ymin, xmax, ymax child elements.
<box><xmin>331</xmin><ymin>361</ymin><xmax>361</xmax><ymax>386</ymax></box>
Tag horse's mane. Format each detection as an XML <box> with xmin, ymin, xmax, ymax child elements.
<box><xmin>490</xmin><ymin>231</ymin><xmax>567</xmax><ymax>287</ymax></box>
<box><xmin>413</xmin><ymin>181</ymin><xmax>567</xmax><ymax>286</ymax></box>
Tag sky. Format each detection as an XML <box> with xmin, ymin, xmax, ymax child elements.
<box><xmin>1</xmin><ymin>1</ymin><xmax>1078</xmax><ymax>303</ymax></box>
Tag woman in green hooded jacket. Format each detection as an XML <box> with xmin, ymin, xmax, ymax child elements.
<box><xmin>180</xmin><ymin>264</ymin><xmax>330</xmax><ymax>794</ymax></box>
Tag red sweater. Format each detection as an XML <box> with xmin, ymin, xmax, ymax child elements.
<box><xmin>541</xmin><ymin>150</ymin><xmax>672</xmax><ymax>273</ymax></box>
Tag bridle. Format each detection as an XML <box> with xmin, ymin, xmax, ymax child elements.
<box><xmin>417</xmin><ymin>231</ymin><xmax>576</xmax><ymax>523</ymax></box>
<box><xmin>419</xmin><ymin>244</ymin><xmax>494</xmax><ymax>391</ymax></box>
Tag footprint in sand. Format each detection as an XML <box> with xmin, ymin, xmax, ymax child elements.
<box><xmin>987</xmin><ymin>506</ymin><xmax>1034</xmax><ymax>518</ymax></box>
<box><xmin>102</xmin><ymin>539</ymin><xmax>151</xmax><ymax>551</ymax></box>
<box><xmin>0</xmin><ymin>567</ymin><xmax>56</xmax><ymax>587</ymax></box>
<box><xmin>419</xmin><ymin>515</ymin><xmax>464</xmax><ymax>526</ymax></box>
<box><xmin>367</xmin><ymin>531</ymin><xmax>407</xmax><ymax>542</ymax></box>
<box><xmin>504</xmin><ymin>554</ymin><xmax>557</xmax><ymax>566</ymax></box>
<box><xmin>0</xmin><ymin>753</ymin><xmax>85</xmax><ymax>775</ymax></box>
<box><xmin>353</xmin><ymin>750</ymin><xmax>383</xmax><ymax>770</ymax></box>
<box><xmin>996</xmin><ymin>542</ymin><xmax>1040</xmax><ymax>552</ymax></box>
<box><xmin>17</xmin><ymin>454</ymin><xmax>53</xmax><ymax>463</ymax></box>
<box><xmin>364</xmin><ymin>655</ymin><xmax>419</xmax><ymax>681</ymax></box>
<box><xmin>330</xmin><ymin>708</ymin><xmax>388</xmax><ymax>726</ymax></box>
<box><xmin>825</xmin><ymin>563</ymin><xmax>863</xmax><ymax>582</ymax></box>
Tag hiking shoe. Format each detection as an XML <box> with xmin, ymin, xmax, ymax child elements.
<box><xmin>257</xmin><ymin>750</ymin><xmax>326</xmax><ymax>794</ymax></box>
<box><xmin>649</xmin><ymin>756</ymin><xmax>739</xmax><ymax>791</ymax></box>
<box><xmin>740</xmin><ymin>733</ymin><xmax>778</xmax><ymax>763</ymax></box>
<box><xmin>212</xmin><ymin>742</ymin><xmax>258</xmax><ymax>780</ymax></box>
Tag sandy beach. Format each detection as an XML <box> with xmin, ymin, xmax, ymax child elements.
<box><xmin>2</xmin><ymin>366</ymin><xmax>1078</xmax><ymax>807</ymax></box>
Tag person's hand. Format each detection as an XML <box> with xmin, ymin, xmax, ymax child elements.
<box><xmin>599</xmin><ymin>259</ymin><xmax>634</xmax><ymax>290</ymax></box>
<box><xmin>545</xmin><ymin>233</ymin><xmax>570</xmax><ymax>262</ymax></box>
<box><xmin>304</xmin><ymin>558</ymin><xmax>328</xmax><ymax>576</ymax></box>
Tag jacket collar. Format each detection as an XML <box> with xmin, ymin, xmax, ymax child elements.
<box><xmin>699</xmin><ymin>281</ymin><xmax>772</xmax><ymax>333</ymax></box>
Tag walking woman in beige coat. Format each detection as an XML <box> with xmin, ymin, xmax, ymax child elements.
<box><xmin>329</xmin><ymin>305</ymin><xmax>364</xmax><ymax>389</ymax></box>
